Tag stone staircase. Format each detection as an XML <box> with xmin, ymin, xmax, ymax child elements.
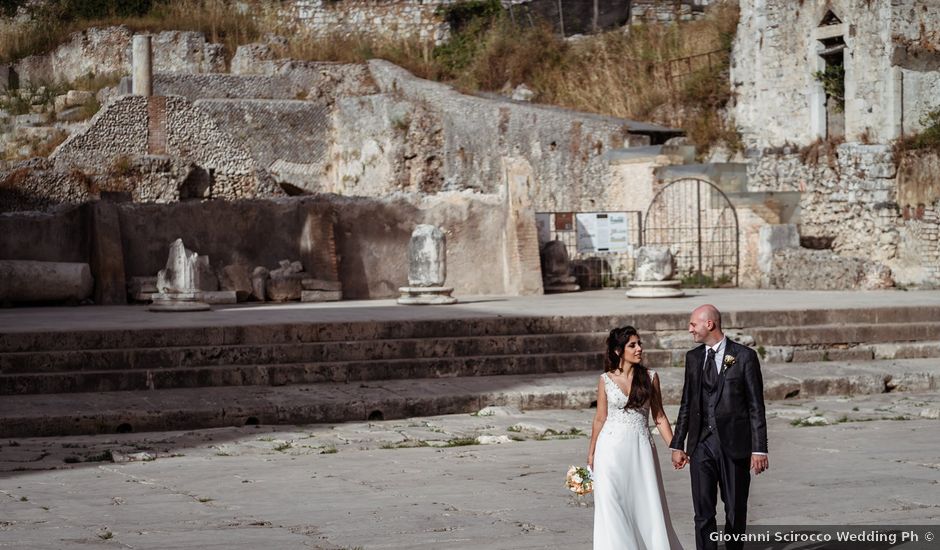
<box><xmin>1</xmin><ymin>306</ymin><xmax>939</xmax><ymax>437</ymax></box>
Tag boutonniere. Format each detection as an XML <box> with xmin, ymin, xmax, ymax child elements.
<box><xmin>722</xmin><ymin>355</ymin><xmax>736</xmax><ymax>373</ymax></box>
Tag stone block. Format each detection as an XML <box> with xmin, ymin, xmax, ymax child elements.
<box><xmin>198</xmin><ymin>290</ymin><xmax>238</xmax><ymax>304</ymax></box>
<box><xmin>54</xmin><ymin>94</ymin><xmax>69</xmax><ymax>112</ymax></box>
<box><xmin>65</xmin><ymin>90</ymin><xmax>94</xmax><ymax>107</ymax></box>
<box><xmin>301</xmin><ymin>290</ymin><xmax>342</xmax><ymax>302</ymax></box>
<box><xmin>301</xmin><ymin>278</ymin><xmax>342</xmax><ymax>291</ymax></box>
<box><xmin>56</xmin><ymin>106</ymin><xmax>87</xmax><ymax>122</ymax></box>
<box><xmin>250</xmin><ymin>266</ymin><xmax>268</xmax><ymax>301</ymax></box>
<box><xmin>128</xmin><ymin>276</ymin><xmax>157</xmax><ymax>303</ymax></box>
<box><xmin>0</xmin><ymin>260</ymin><xmax>93</xmax><ymax>303</ymax></box>
<box><xmin>267</xmin><ymin>273</ymin><xmax>303</xmax><ymax>302</ymax></box>
<box><xmin>220</xmin><ymin>264</ymin><xmax>252</xmax><ymax>302</ymax></box>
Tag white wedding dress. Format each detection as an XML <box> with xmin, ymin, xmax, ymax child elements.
<box><xmin>593</xmin><ymin>372</ymin><xmax>684</xmax><ymax>550</ymax></box>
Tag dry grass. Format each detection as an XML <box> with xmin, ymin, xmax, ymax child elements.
<box><xmin>0</xmin><ymin>0</ymin><xmax>260</xmax><ymax>64</ymax></box>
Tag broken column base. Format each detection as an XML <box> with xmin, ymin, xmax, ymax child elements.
<box><xmin>397</xmin><ymin>286</ymin><xmax>457</xmax><ymax>305</ymax></box>
<box><xmin>625</xmin><ymin>280</ymin><xmax>685</xmax><ymax>299</ymax></box>
<box><xmin>149</xmin><ymin>291</ymin><xmax>211</xmax><ymax>312</ymax></box>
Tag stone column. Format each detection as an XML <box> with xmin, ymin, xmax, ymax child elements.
<box><xmin>0</xmin><ymin>260</ymin><xmax>93</xmax><ymax>304</ymax></box>
<box><xmin>132</xmin><ymin>35</ymin><xmax>153</xmax><ymax>97</ymax></box>
<box><xmin>397</xmin><ymin>225</ymin><xmax>457</xmax><ymax>305</ymax></box>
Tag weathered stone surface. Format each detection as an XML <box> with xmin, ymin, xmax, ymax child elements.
<box><xmin>625</xmin><ymin>280</ymin><xmax>684</xmax><ymax>299</ymax></box>
<box><xmin>301</xmin><ymin>290</ymin><xmax>342</xmax><ymax>302</ymax></box>
<box><xmin>758</xmin><ymin>224</ymin><xmax>800</xmax><ymax>282</ymax></box>
<box><xmin>301</xmin><ymin>278</ymin><xmax>342</xmax><ymax>292</ymax></box>
<box><xmin>152</xmin><ymin>239</ymin><xmax>212</xmax><ymax>311</ymax></box>
<box><xmin>88</xmin><ymin>201</ymin><xmax>127</xmax><ymax>306</ymax></box>
<box><xmin>65</xmin><ymin>90</ymin><xmax>95</xmax><ymax>107</ymax></box>
<box><xmin>156</xmin><ymin>239</ymin><xmax>206</xmax><ymax>294</ymax></box>
<box><xmin>267</xmin><ymin>274</ymin><xmax>303</xmax><ymax>302</ymax></box>
<box><xmin>198</xmin><ymin>290</ymin><xmax>238</xmax><ymax>305</ymax></box>
<box><xmin>195</xmin><ymin>256</ymin><xmax>219</xmax><ymax>292</ymax></box>
<box><xmin>634</xmin><ymin>246</ymin><xmax>675</xmax><ymax>282</ymax></box>
<box><xmin>266</xmin><ymin>260</ymin><xmax>305</xmax><ymax>302</ymax></box>
<box><xmin>540</xmin><ymin>240</ymin><xmax>579</xmax><ymax>292</ymax></box>
<box><xmin>0</xmin><ymin>260</ymin><xmax>93</xmax><ymax>303</ymax></box>
<box><xmin>511</xmin><ymin>84</ymin><xmax>535</xmax><ymax>102</ymax></box>
<box><xmin>397</xmin><ymin>286</ymin><xmax>456</xmax><ymax>305</ymax></box>
<box><xmin>14</xmin><ymin>27</ymin><xmax>226</xmax><ymax>88</ymax></box>
<box><xmin>407</xmin><ymin>224</ymin><xmax>446</xmax><ymax>287</ymax></box>
<box><xmin>220</xmin><ymin>265</ymin><xmax>253</xmax><ymax>302</ymax></box>
<box><xmin>766</xmin><ymin>248</ymin><xmax>895</xmax><ymax>290</ymax></box>
<box><xmin>127</xmin><ymin>276</ymin><xmax>157</xmax><ymax>302</ymax></box>
<box><xmin>250</xmin><ymin>266</ymin><xmax>269</xmax><ymax>302</ymax></box>
<box><xmin>150</xmin><ymin>291</ymin><xmax>210</xmax><ymax>312</ymax></box>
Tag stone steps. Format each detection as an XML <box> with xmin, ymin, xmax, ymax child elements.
<box><xmin>0</xmin><ymin>332</ymin><xmax>611</xmax><ymax>374</ymax></box>
<box><xmin>0</xmin><ymin>351</ymin><xmax>606</xmax><ymax>395</ymax></box>
<box><xmin>1</xmin><ymin>358</ymin><xmax>937</xmax><ymax>438</ymax></box>
<box><xmin>4</xmin><ymin>305</ymin><xmax>939</xmax><ymax>353</ymax></box>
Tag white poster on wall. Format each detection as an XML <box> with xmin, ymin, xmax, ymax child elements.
<box><xmin>576</xmin><ymin>213</ymin><xmax>630</xmax><ymax>253</ymax></box>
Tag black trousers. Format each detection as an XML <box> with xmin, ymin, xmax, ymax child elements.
<box><xmin>690</xmin><ymin>432</ymin><xmax>751</xmax><ymax>550</ymax></box>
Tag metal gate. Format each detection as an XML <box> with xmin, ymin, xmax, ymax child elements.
<box><xmin>643</xmin><ymin>178</ymin><xmax>739</xmax><ymax>286</ymax></box>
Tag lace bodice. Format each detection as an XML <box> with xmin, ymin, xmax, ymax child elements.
<box><xmin>601</xmin><ymin>372</ymin><xmax>653</xmax><ymax>441</ymax></box>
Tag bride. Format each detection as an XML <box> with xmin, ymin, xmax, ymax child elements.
<box><xmin>587</xmin><ymin>326</ymin><xmax>684</xmax><ymax>550</ymax></box>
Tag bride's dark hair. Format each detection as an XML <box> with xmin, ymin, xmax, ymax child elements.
<box><xmin>605</xmin><ymin>325</ymin><xmax>652</xmax><ymax>410</ymax></box>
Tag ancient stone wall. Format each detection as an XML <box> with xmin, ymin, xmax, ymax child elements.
<box><xmin>48</xmin><ymin>95</ymin><xmax>277</xmax><ymax>202</ymax></box>
<box><xmin>732</xmin><ymin>0</ymin><xmax>940</xmax><ymax>148</ymax></box>
<box><xmin>145</xmin><ymin>63</ymin><xmax>375</xmax><ymax>102</ymax></box>
<box><xmin>747</xmin><ymin>143</ymin><xmax>940</xmax><ymax>286</ymax></box>
<box><xmin>331</xmin><ymin>191</ymin><xmax>533</xmax><ymax>298</ymax></box>
<box><xmin>0</xmin><ymin>193</ymin><xmax>530</xmax><ymax>299</ymax></box>
<box><xmin>630</xmin><ymin>1</ymin><xmax>707</xmax><ymax>24</ymax></box>
<box><xmin>328</xmin><ymin>93</ymin><xmax>444</xmax><ymax>196</ymax></box>
<box><xmin>0</xmin><ymin>203</ymin><xmax>89</xmax><ymax>263</ymax></box>
<box><xmin>0</xmin><ymin>159</ymin><xmax>92</xmax><ymax>212</ymax></box>
<box><xmin>366</xmin><ymin>60</ymin><xmax>656</xmax><ymax>212</ymax></box>
<box><xmin>14</xmin><ymin>28</ymin><xmax>225</xmax><ymax>87</ymax></box>
<box><xmin>272</xmin><ymin>0</ymin><xmax>452</xmax><ymax>44</ymax></box>
<box><xmin>117</xmin><ymin>199</ymin><xmax>339</xmax><ymax>283</ymax></box>
<box><xmin>197</xmin><ymin>99</ymin><xmax>332</xmax><ymax>189</ymax></box>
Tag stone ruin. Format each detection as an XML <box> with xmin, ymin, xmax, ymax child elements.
<box><xmin>625</xmin><ymin>246</ymin><xmax>684</xmax><ymax>298</ymax></box>
<box><xmin>143</xmin><ymin>238</ymin><xmax>343</xmax><ymax>310</ymax></box>
<box><xmin>397</xmin><ymin>224</ymin><xmax>456</xmax><ymax>305</ymax></box>
<box><xmin>150</xmin><ymin>239</ymin><xmax>212</xmax><ymax>312</ymax></box>
<box><xmin>540</xmin><ymin>240</ymin><xmax>579</xmax><ymax>293</ymax></box>
<box><xmin>2</xmin><ymin>0</ymin><xmax>939</xmax><ymax>301</ymax></box>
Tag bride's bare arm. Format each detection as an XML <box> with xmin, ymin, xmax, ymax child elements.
<box><xmin>651</xmin><ymin>373</ymin><xmax>674</xmax><ymax>447</ymax></box>
<box><xmin>587</xmin><ymin>376</ymin><xmax>607</xmax><ymax>469</ymax></box>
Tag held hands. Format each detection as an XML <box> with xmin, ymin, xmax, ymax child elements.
<box><xmin>671</xmin><ymin>450</ymin><xmax>689</xmax><ymax>470</ymax></box>
<box><xmin>751</xmin><ymin>454</ymin><xmax>769</xmax><ymax>475</ymax></box>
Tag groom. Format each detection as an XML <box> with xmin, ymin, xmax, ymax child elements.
<box><xmin>670</xmin><ymin>304</ymin><xmax>768</xmax><ymax>550</ymax></box>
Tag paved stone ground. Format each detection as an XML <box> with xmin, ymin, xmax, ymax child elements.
<box><xmin>4</xmin><ymin>289</ymin><xmax>940</xmax><ymax>333</ymax></box>
<box><xmin>2</xmin><ymin>392</ymin><xmax>938</xmax><ymax>549</ymax></box>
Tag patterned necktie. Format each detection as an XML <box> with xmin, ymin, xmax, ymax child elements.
<box><xmin>704</xmin><ymin>348</ymin><xmax>718</xmax><ymax>388</ymax></box>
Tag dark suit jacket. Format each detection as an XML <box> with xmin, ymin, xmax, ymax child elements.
<box><xmin>669</xmin><ymin>339</ymin><xmax>768</xmax><ymax>460</ymax></box>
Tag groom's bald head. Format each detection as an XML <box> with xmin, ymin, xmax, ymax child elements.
<box><xmin>689</xmin><ymin>304</ymin><xmax>723</xmax><ymax>345</ymax></box>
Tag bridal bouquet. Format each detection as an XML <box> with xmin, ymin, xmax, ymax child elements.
<box><xmin>565</xmin><ymin>465</ymin><xmax>593</xmax><ymax>495</ymax></box>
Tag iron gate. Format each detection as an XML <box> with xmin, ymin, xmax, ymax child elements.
<box><xmin>643</xmin><ymin>178</ymin><xmax>739</xmax><ymax>286</ymax></box>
